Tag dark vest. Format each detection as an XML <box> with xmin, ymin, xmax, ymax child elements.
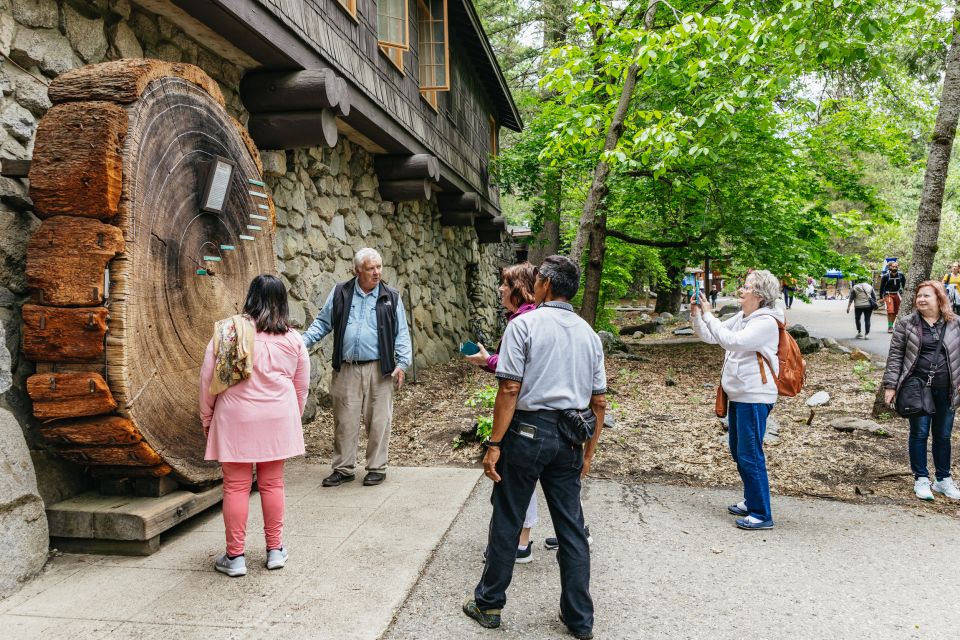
<box><xmin>331</xmin><ymin>278</ymin><xmax>400</xmax><ymax>376</ymax></box>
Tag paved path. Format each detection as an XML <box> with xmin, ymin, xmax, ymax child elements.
<box><xmin>0</xmin><ymin>464</ymin><xmax>481</xmax><ymax>640</ymax></box>
<box><xmin>387</xmin><ymin>479</ymin><xmax>960</xmax><ymax>640</ymax></box>
<box><xmin>784</xmin><ymin>299</ymin><xmax>891</xmax><ymax>358</ymax></box>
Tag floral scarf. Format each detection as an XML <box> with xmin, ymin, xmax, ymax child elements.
<box><xmin>209</xmin><ymin>314</ymin><xmax>255</xmax><ymax>396</ymax></box>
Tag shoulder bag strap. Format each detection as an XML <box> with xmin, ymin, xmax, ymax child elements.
<box><xmin>756</xmin><ymin>317</ymin><xmax>780</xmax><ymax>385</ymax></box>
<box><xmin>927</xmin><ymin>321</ymin><xmax>948</xmax><ymax>387</ymax></box>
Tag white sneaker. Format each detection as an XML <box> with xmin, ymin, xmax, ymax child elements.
<box><xmin>266</xmin><ymin>547</ymin><xmax>288</xmax><ymax>570</ymax></box>
<box><xmin>932</xmin><ymin>477</ymin><xmax>960</xmax><ymax>499</ymax></box>
<box><xmin>855</xmin><ymin>332</ymin><xmax>863</xmax><ymax>339</ymax></box>
<box><xmin>215</xmin><ymin>552</ymin><xmax>247</xmax><ymax>577</ymax></box>
<box><xmin>914</xmin><ymin>477</ymin><xmax>935</xmax><ymax>501</ymax></box>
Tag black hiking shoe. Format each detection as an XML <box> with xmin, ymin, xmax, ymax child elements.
<box><xmin>463</xmin><ymin>598</ymin><xmax>501</xmax><ymax>629</ymax></box>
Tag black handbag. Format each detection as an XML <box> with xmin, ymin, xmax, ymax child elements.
<box><xmin>868</xmin><ymin>290</ymin><xmax>878</xmax><ymax>311</ymax></box>
<box><xmin>558</xmin><ymin>408</ymin><xmax>597</xmax><ymax>446</ymax></box>
<box><xmin>895</xmin><ymin>322</ymin><xmax>946</xmax><ymax>417</ymax></box>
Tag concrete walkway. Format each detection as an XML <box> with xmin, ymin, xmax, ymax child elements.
<box><xmin>0</xmin><ymin>463</ymin><xmax>481</xmax><ymax>640</ymax></box>
<box><xmin>387</xmin><ymin>479</ymin><xmax>960</xmax><ymax>640</ymax></box>
<box><xmin>785</xmin><ymin>299</ymin><xmax>891</xmax><ymax>358</ymax></box>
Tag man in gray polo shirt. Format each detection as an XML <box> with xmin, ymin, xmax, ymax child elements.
<box><xmin>462</xmin><ymin>255</ymin><xmax>606</xmax><ymax>640</ymax></box>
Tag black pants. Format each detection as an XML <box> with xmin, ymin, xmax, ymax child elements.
<box><xmin>854</xmin><ymin>307</ymin><xmax>871</xmax><ymax>335</ymax></box>
<box><xmin>783</xmin><ymin>286</ymin><xmax>794</xmax><ymax>308</ymax></box>
<box><xmin>475</xmin><ymin>410</ymin><xmax>593</xmax><ymax>634</ymax></box>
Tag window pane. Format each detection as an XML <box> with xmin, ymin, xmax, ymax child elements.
<box><xmin>378</xmin><ymin>0</ymin><xmax>408</xmax><ymax>48</ymax></box>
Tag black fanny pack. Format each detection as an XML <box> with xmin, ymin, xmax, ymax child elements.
<box><xmin>558</xmin><ymin>408</ymin><xmax>597</xmax><ymax>446</ymax></box>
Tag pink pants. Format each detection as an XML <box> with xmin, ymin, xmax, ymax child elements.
<box><xmin>221</xmin><ymin>460</ymin><xmax>285</xmax><ymax>557</ymax></box>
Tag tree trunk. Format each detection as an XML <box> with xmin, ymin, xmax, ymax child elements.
<box><xmin>655</xmin><ymin>264</ymin><xmax>684</xmax><ymax>314</ymax></box>
<box><xmin>570</xmin><ymin>0</ymin><xmax>655</xmax><ymax>264</ymax></box>
<box><xmin>579</xmin><ymin>212</ymin><xmax>607</xmax><ymax>324</ymax></box>
<box><xmin>872</xmin><ymin>18</ymin><xmax>960</xmax><ymax>418</ymax></box>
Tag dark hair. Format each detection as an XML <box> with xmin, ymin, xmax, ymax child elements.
<box><xmin>538</xmin><ymin>255</ymin><xmax>580</xmax><ymax>300</ymax></box>
<box><xmin>243</xmin><ymin>274</ymin><xmax>291</xmax><ymax>334</ymax></box>
<box><xmin>501</xmin><ymin>262</ymin><xmax>536</xmax><ymax>308</ymax></box>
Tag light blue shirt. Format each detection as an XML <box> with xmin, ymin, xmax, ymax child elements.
<box><xmin>302</xmin><ymin>283</ymin><xmax>412</xmax><ymax>371</ymax></box>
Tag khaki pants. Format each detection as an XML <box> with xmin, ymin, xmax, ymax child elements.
<box><xmin>330</xmin><ymin>362</ymin><xmax>394</xmax><ymax>475</ymax></box>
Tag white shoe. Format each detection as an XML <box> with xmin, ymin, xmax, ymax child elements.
<box><xmin>215</xmin><ymin>552</ymin><xmax>247</xmax><ymax>577</ymax></box>
<box><xmin>855</xmin><ymin>332</ymin><xmax>863</xmax><ymax>339</ymax></box>
<box><xmin>863</xmin><ymin>335</ymin><xmax>869</xmax><ymax>340</ymax></box>
<box><xmin>266</xmin><ymin>546</ymin><xmax>288</xmax><ymax>570</ymax></box>
<box><xmin>932</xmin><ymin>477</ymin><xmax>960</xmax><ymax>499</ymax></box>
<box><xmin>915</xmin><ymin>477</ymin><xmax>935</xmax><ymax>501</ymax></box>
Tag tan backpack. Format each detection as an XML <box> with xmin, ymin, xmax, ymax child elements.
<box><xmin>757</xmin><ymin>320</ymin><xmax>806</xmax><ymax>397</ymax></box>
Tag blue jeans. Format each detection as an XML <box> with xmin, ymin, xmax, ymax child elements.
<box><xmin>475</xmin><ymin>410</ymin><xmax>592</xmax><ymax>634</ymax></box>
<box><xmin>728</xmin><ymin>401</ymin><xmax>773</xmax><ymax>522</ymax></box>
<box><xmin>908</xmin><ymin>385</ymin><xmax>954</xmax><ymax>481</ymax></box>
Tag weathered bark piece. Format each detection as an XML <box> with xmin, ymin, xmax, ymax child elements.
<box><xmin>374</xmin><ymin>154</ymin><xmax>441</xmax><ymax>182</ymax></box>
<box><xmin>27</xmin><ymin>216</ymin><xmax>125</xmax><ymax>306</ymax></box>
<box><xmin>437</xmin><ymin>191</ymin><xmax>481</xmax><ymax>213</ymax></box>
<box><xmin>22</xmin><ymin>305</ymin><xmax>109</xmax><ymax>362</ymax></box>
<box><xmin>90</xmin><ymin>464</ymin><xmax>172</xmax><ymax>478</ymax></box>
<box><xmin>49</xmin><ymin>59</ymin><xmax>225</xmax><ymax>107</ymax></box>
<box><xmin>440</xmin><ymin>212</ymin><xmax>474</xmax><ymax>227</ymax></box>
<box><xmin>58</xmin><ymin>441</ymin><xmax>162</xmax><ymax>466</ymax></box>
<box><xmin>27</xmin><ymin>372</ymin><xmax>117</xmax><ymax>419</ymax></box>
<box><xmin>240</xmin><ymin>69</ymin><xmax>349</xmax><ymax>114</ymax></box>
<box><xmin>379</xmin><ymin>179</ymin><xmax>434</xmax><ymax>202</ymax></box>
<box><xmin>29</xmin><ymin>102</ymin><xmax>127</xmax><ymax>220</ymax></box>
<box><xmin>0</xmin><ymin>159</ymin><xmax>31</xmax><ymax>177</ymax></box>
<box><xmin>39</xmin><ymin>416</ymin><xmax>141</xmax><ymax>446</ymax></box>
<box><xmin>248</xmin><ymin>109</ymin><xmax>339</xmax><ymax>149</ymax></box>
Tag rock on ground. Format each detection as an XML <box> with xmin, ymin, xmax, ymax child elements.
<box><xmin>805</xmin><ymin>391</ymin><xmax>830</xmax><ymax>407</ymax></box>
<box><xmin>830</xmin><ymin>417</ymin><xmax>889</xmax><ymax>436</ymax></box>
<box><xmin>597</xmin><ymin>330</ymin><xmax>628</xmax><ymax>354</ymax></box>
<box><xmin>787</xmin><ymin>324</ymin><xmax>809</xmax><ymax>340</ymax></box>
<box><xmin>796</xmin><ymin>336</ymin><xmax>823</xmax><ymax>354</ymax></box>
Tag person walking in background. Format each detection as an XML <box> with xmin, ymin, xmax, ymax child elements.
<box><xmin>846</xmin><ymin>276</ymin><xmax>877</xmax><ymax>340</ymax></box>
<box><xmin>302</xmin><ymin>248</ymin><xmax>412</xmax><ymax>488</ymax></box>
<box><xmin>882</xmin><ymin>281</ymin><xmax>960</xmax><ymax>502</ymax></box>
<box><xmin>781</xmin><ymin>273</ymin><xmax>796</xmax><ymax>309</ymax></box>
<box><xmin>942</xmin><ymin>262</ymin><xmax>960</xmax><ymax>315</ymax></box>
<box><xmin>710</xmin><ymin>283</ymin><xmax>719</xmax><ymax>308</ymax></box>
<box><xmin>463</xmin><ymin>255</ymin><xmax>606</xmax><ymax>640</ymax></box>
<box><xmin>692</xmin><ymin>269</ymin><xmax>783</xmax><ymax>530</ymax></box>
<box><xmin>200</xmin><ymin>274</ymin><xmax>310</xmax><ymax>577</ymax></box>
<box><xmin>880</xmin><ymin>261</ymin><xmax>905</xmax><ymax>333</ymax></box>
<box><xmin>465</xmin><ymin>262</ymin><xmax>540</xmax><ymax>563</ymax></box>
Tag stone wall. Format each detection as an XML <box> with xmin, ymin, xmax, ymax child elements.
<box><xmin>0</xmin><ymin>0</ymin><xmax>510</xmax><ymax>588</ymax></box>
<box><xmin>266</xmin><ymin>143</ymin><xmax>510</xmax><ymax>420</ymax></box>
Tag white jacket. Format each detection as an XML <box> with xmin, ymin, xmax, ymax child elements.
<box><xmin>693</xmin><ymin>306</ymin><xmax>784</xmax><ymax>404</ymax></box>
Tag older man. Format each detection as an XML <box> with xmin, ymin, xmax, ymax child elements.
<box><xmin>462</xmin><ymin>255</ymin><xmax>606</xmax><ymax>640</ymax></box>
<box><xmin>302</xmin><ymin>248</ymin><xmax>412</xmax><ymax>487</ymax></box>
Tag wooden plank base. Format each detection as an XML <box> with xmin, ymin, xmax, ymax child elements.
<box><xmin>46</xmin><ymin>485</ymin><xmax>223</xmax><ymax>553</ymax></box>
<box><xmin>50</xmin><ymin>535</ymin><xmax>160</xmax><ymax>556</ymax></box>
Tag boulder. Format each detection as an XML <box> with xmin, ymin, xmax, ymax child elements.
<box><xmin>830</xmin><ymin>417</ymin><xmax>889</xmax><ymax>436</ymax></box>
<box><xmin>786</xmin><ymin>324</ymin><xmax>809</xmax><ymax>340</ymax></box>
<box><xmin>11</xmin><ymin>0</ymin><xmax>59</xmax><ymax>29</ymax></box>
<box><xmin>597</xmin><ymin>330</ymin><xmax>628</xmax><ymax>354</ymax></box>
<box><xmin>718</xmin><ymin>304</ymin><xmax>740</xmax><ymax>316</ymax></box>
<box><xmin>63</xmin><ymin>4</ymin><xmax>108</xmax><ymax>63</ymax></box>
<box><xmin>796</xmin><ymin>336</ymin><xmax>822</xmax><ymax>354</ymax></box>
<box><xmin>672</xmin><ymin>327</ymin><xmax>694</xmax><ymax>336</ymax></box>
<box><xmin>0</xmin><ymin>407</ymin><xmax>48</xmax><ymax>598</ymax></box>
<box><xmin>638</xmin><ymin>322</ymin><xmax>662</xmax><ymax>334</ymax></box>
<box><xmin>654</xmin><ymin>312</ymin><xmax>674</xmax><ymax>324</ymax></box>
<box><xmin>850</xmin><ymin>349</ymin><xmax>871</xmax><ymax>362</ymax></box>
<box><xmin>805</xmin><ymin>391</ymin><xmax>830</xmax><ymax>407</ymax></box>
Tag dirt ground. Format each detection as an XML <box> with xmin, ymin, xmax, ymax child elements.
<box><xmin>303</xmin><ymin>333</ymin><xmax>960</xmax><ymax>519</ymax></box>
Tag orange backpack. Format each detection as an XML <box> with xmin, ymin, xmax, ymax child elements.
<box><xmin>757</xmin><ymin>320</ymin><xmax>806</xmax><ymax>397</ymax></box>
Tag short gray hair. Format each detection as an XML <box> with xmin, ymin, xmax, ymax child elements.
<box><xmin>746</xmin><ymin>270</ymin><xmax>781</xmax><ymax>308</ymax></box>
<box><xmin>353</xmin><ymin>248</ymin><xmax>382</xmax><ymax>272</ymax></box>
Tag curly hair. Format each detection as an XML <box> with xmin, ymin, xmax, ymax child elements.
<box><xmin>501</xmin><ymin>262</ymin><xmax>537</xmax><ymax>309</ymax></box>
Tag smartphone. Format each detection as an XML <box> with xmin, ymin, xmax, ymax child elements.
<box><xmin>459</xmin><ymin>341</ymin><xmax>481</xmax><ymax>356</ymax></box>
<box><xmin>694</xmin><ymin>287</ymin><xmax>701</xmax><ymax>304</ymax></box>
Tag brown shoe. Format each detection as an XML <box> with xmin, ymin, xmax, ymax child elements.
<box><xmin>363</xmin><ymin>471</ymin><xmax>386</xmax><ymax>486</ymax></box>
<box><xmin>322</xmin><ymin>471</ymin><xmax>355</xmax><ymax>487</ymax></box>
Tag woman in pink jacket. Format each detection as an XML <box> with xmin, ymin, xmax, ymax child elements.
<box><xmin>200</xmin><ymin>274</ymin><xmax>310</xmax><ymax>577</ymax></box>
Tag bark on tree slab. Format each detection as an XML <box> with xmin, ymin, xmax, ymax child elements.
<box><xmin>90</xmin><ymin>464</ymin><xmax>172</xmax><ymax>478</ymax></box>
<box><xmin>27</xmin><ymin>216</ymin><xmax>125</xmax><ymax>306</ymax></box>
<box><xmin>27</xmin><ymin>371</ymin><xmax>118</xmax><ymax>419</ymax></box>
<box><xmin>39</xmin><ymin>416</ymin><xmax>141</xmax><ymax>446</ymax></box>
<box><xmin>49</xmin><ymin>59</ymin><xmax>225</xmax><ymax>107</ymax></box>
<box><xmin>58</xmin><ymin>441</ymin><xmax>162</xmax><ymax>466</ymax></box>
<box><xmin>21</xmin><ymin>305</ymin><xmax>109</xmax><ymax>362</ymax></box>
<box><xmin>29</xmin><ymin>102</ymin><xmax>128</xmax><ymax>220</ymax></box>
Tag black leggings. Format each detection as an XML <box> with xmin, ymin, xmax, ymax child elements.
<box><xmin>854</xmin><ymin>307</ymin><xmax>871</xmax><ymax>335</ymax></box>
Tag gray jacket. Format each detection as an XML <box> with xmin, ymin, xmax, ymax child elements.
<box><xmin>882</xmin><ymin>312</ymin><xmax>960</xmax><ymax>408</ymax></box>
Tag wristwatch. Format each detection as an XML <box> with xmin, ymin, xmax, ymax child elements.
<box><xmin>484</xmin><ymin>440</ymin><xmax>502</xmax><ymax>448</ymax></box>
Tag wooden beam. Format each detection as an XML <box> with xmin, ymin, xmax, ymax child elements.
<box><xmin>374</xmin><ymin>154</ymin><xmax>440</xmax><ymax>182</ymax></box>
<box><xmin>476</xmin><ymin>228</ymin><xmax>504</xmax><ymax>244</ymax></box>
<box><xmin>476</xmin><ymin>216</ymin><xmax>506</xmax><ymax>232</ymax></box>
<box><xmin>240</xmin><ymin>69</ymin><xmax>350</xmax><ymax>115</ymax></box>
<box><xmin>378</xmin><ymin>179</ymin><xmax>433</xmax><ymax>202</ymax></box>
<box><xmin>439</xmin><ymin>212</ymin><xmax>474</xmax><ymax>227</ymax></box>
<box><xmin>437</xmin><ymin>191</ymin><xmax>480</xmax><ymax>213</ymax></box>
<box><xmin>247</xmin><ymin>109</ymin><xmax>339</xmax><ymax>149</ymax></box>
<box><xmin>1</xmin><ymin>158</ymin><xmax>31</xmax><ymax>177</ymax></box>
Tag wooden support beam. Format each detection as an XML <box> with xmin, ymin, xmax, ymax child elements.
<box><xmin>240</xmin><ymin>69</ymin><xmax>350</xmax><ymax>116</ymax></box>
<box><xmin>247</xmin><ymin>109</ymin><xmax>339</xmax><ymax>149</ymax></box>
<box><xmin>378</xmin><ymin>179</ymin><xmax>434</xmax><ymax>202</ymax></box>
<box><xmin>27</xmin><ymin>371</ymin><xmax>118</xmax><ymax>419</ymax></box>
<box><xmin>38</xmin><ymin>416</ymin><xmax>141</xmax><ymax>447</ymax></box>
<box><xmin>1</xmin><ymin>158</ymin><xmax>31</xmax><ymax>177</ymax></box>
<box><xmin>374</xmin><ymin>154</ymin><xmax>440</xmax><ymax>182</ymax></box>
<box><xmin>437</xmin><ymin>191</ymin><xmax>481</xmax><ymax>213</ymax></box>
<box><xmin>440</xmin><ymin>212</ymin><xmax>474</xmax><ymax>227</ymax></box>
<box><xmin>476</xmin><ymin>216</ymin><xmax>506</xmax><ymax>232</ymax></box>
<box><xmin>476</xmin><ymin>228</ymin><xmax>504</xmax><ymax>244</ymax></box>
<box><xmin>22</xmin><ymin>305</ymin><xmax>110</xmax><ymax>363</ymax></box>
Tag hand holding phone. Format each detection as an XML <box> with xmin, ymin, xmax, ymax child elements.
<box><xmin>460</xmin><ymin>341</ymin><xmax>481</xmax><ymax>356</ymax></box>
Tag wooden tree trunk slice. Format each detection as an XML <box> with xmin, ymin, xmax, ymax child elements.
<box><xmin>26</xmin><ymin>61</ymin><xmax>275</xmax><ymax>483</ymax></box>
